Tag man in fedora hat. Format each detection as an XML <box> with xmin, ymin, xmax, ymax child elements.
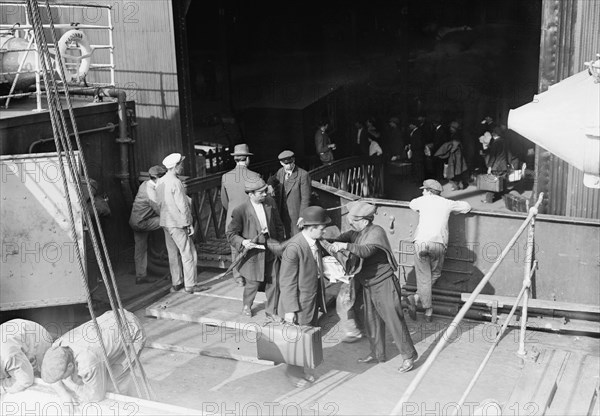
<box><xmin>278</xmin><ymin>205</ymin><xmax>330</xmax><ymax>387</ymax></box>
<box><xmin>407</xmin><ymin>179</ymin><xmax>471</xmax><ymax>322</ymax></box>
<box><xmin>156</xmin><ymin>153</ymin><xmax>198</xmax><ymax>294</ymax></box>
<box><xmin>267</xmin><ymin>150</ymin><xmax>311</xmax><ymax>239</ymax></box>
<box><xmin>129</xmin><ymin>164</ymin><xmax>167</xmax><ymax>284</ymax></box>
<box><xmin>222</xmin><ymin>144</ymin><xmax>262</xmax><ymax>286</ymax></box>
<box><xmin>226</xmin><ymin>178</ymin><xmax>284</xmax><ymax>319</ymax></box>
<box><xmin>329</xmin><ymin>201</ymin><xmax>418</xmax><ymax>373</ymax></box>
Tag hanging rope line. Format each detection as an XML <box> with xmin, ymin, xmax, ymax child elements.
<box><xmin>25</xmin><ymin>0</ymin><xmax>153</xmax><ymax>400</ymax></box>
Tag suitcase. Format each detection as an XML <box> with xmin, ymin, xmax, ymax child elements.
<box><xmin>476</xmin><ymin>174</ymin><xmax>505</xmax><ymax>192</ymax></box>
<box><xmin>256</xmin><ymin>323</ymin><xmax>323</xmax><ymax>369</ymax></box>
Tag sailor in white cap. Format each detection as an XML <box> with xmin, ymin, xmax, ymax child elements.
<box><xmin>156</xmin><ymin>153</ymin><xmax>198</xmax><ymax>294</ymax></box>
<box><xmin>407</xmin><ymin>179</ymin><xmax>471</xmax><ymax>322</ymax></box>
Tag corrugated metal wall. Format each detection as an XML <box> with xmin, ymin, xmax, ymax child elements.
<box><xmin>536</xmin><ymin>0</ymin><xmax>600</xmax><ymax>219</ymax></box>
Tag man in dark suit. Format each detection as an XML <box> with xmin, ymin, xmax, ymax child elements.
<box><xmin>221</xmin><ymin>144</ymin><xmax>262</xmax><ymax>286</ymax></box>
<box><xmin>226</xmin><ymin>178</ymin><xmax>284</xmax><ymax>319</ymax></box>
<box><xmin>314</xmin><ymin>119</ymin><xmax>335</xmax><ymax>164</ymax></box>
<box><xmin>278</xmin><ymin>206</ymin><xmax>330</xmax><ymax>387</ymax></box>
<box><xmin>267</xmin><ymin>150</ymin><xmax>311</xmax><ymax>239</ymax></box>
<box><xmin>354</xmin><ymin>121</ymin><xmax>370</xmax><ymax>156</ymax></box>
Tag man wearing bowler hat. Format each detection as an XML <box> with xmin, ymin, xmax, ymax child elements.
<box><xmin>156</xmin><ymin>153</ymin><xmax>198</xmax><ymax>294</ymax></box>
<box><xmin>407</xmin><ymin>179</ymin><xmax>471</xmax><ymax>322</ymax></box>
<box><xmin>278</xmin><ymin>206</ymin><xmax>330</xmax><ymax>387</ymax></box>
<box><xmin>129</xmin><ymin>164</ymin><xmax>167</xmax><ymax>284</ymax></box>
<box><xmin>267</xmin><ymin>150</ymin><xmax>311</xmax><ymax>239</ymax></box>
<box><xmin>226</xmin><ymin>178</ymin><xmax>284</xmax><ymax>318</ymax></box>
<box><xmin>222</xmin><ymin>144</ymin><xmax>262</xmax><ymax>286</ymax></box>
<box><xmin>329</xmin><ymin>201</ymin><xmax>418</xmax><ymax>373</ymax></box>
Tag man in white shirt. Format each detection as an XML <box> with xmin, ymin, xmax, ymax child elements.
<box><xmin>41</xmin><ymin>310</ymin><xmax>145</xmax><ymax>404</ymax></box>
<box><xmin>408</xmin><ymin>179</ymin><xmax>471</xmax><ymax>322</ymax></box>
<box><xmin>226</xmin><ymin>178</ymin><xmax>284</xmax><ymax>318</ymax></box>
<box><xmin>1</xmin><ymin>319</ymin><xmax>53</xmax><ymax>395</ymax></box>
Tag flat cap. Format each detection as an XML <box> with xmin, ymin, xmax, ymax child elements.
<box><xmin>347</xmin><ymin>201</ymin><xmax>377</xmax><ymax>219</ymax></box>
<box><xmin>420</xmin><ymin>179</ymin><xmax>443</xmax><ymax>193</ymax></box>
<box><xmin>162</xmin><ymin>153</ymin><xmax>185</xmax><ymax>169</ymax></box>
<box><xmin>278</xmin><ymin>150</ymin><xmax>295</xmax><ymax>160</ymax></box>
<box><xmin>244</xmin><ymin>177</ymin><xmax>268</xmax><ymax>193</ymax></box>
<box><xmin>148</xmin><ymin>165</ymin><xmax>167</xmax><ymax>177</ymax></box>
<box><xmin>41</xmin><ymin>346</ymin><xmax>72</xmax><ymax>384</ymax></box>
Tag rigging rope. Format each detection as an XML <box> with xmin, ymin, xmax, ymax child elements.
<box><xmin>25</xmin><ymin>0</ymin><xmax>153</xmax><ymax>400</ymax></box>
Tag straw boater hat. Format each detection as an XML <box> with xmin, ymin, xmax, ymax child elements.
<box><xmin>231</xmin><ymin>144</ymin><xmax>253</xmax><ymax>156</ymax></box>
<box><xmin>300</xmin><ymin>206</ymin><xmax>331</xmax><ymax>226</ymax></box>
<box><xmin>162</xmin><ymin>153</ymin><xmax>185</xmax><ymax>169</ymax></box>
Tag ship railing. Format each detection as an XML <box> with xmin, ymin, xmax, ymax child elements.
<box><xmin>0</xmin><ymin>2</ymin><xmax>115</xmax><ymax>110</ymax></box>
<box><xmin>390</xmin><ymin>192</ymin><xmax>545</xmax><ymax>416</ymax></box>
<box><xmin>310</xmin><ymin>156</ymin><xmax>385</xmax><ymax>198</ymax></box>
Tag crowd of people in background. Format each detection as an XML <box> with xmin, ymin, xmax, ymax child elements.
<box><xmin>316</xmin><ymin>112</ymin><xmax>530</xmax><ymax>202</ymax></box>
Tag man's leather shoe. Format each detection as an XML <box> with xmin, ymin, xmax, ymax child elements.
<box><xmin>406</xmin><ymin>295</ymin><xmax>417</xmax><ymax>321</ymax></box>
<box><xmin>424</xmin><ymin>314</ymin><xmax>433</xmax><ymax>323</ymax></box>
<box><xmin>170</xmin><ymin>283</ymin><xmax>184</xmax><ymax>293</ymax></box>
<box><xmin>241</xmin><ymin>305</ymin><xmax>252</xmax><ymax>317</ymax></box>
<box><xmin>357</xmin><ymin>355</ymin><xmax>383</xmax><ymax>364</ymax></box>
<box><xmin>341</xmin><ymin>334</ymin><xmax>363</xmax><ymax>343</ymax></box>
<box><xmin>184</xmin><ymin>287</ymin><xmax>195</xmax><ymax>294</ymax></box>
<box><xmin>398</xmin><ymin>353</ymin><xmax>418</xmax><ymax>373</ymax></box>
<box><xmin>136</xmin><ymin>276</ymin><xmax>152</xmax><ymax>285</ymax></box>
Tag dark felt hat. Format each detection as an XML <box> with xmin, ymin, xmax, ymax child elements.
<box><xmin>300</xmin><ymin>206</ymin><xmax>331</xmax><ymax>226</ymax></box>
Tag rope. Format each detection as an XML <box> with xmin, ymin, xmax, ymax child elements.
<box><xmin>24</xmin><ymin>0</ymin><xmax>120</xmax><ymax>396</ymax></box>
<box><xmin>41</xmin><ymin>0</ymin><xmax>153</xmax><ymax>399</ymax></box>
<box><xmin>26</xmin><ymin>0</ymin><xmax>153</xmax><ymax>400</ymax></box>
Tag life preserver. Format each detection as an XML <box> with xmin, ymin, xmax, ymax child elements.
<box><xmin>56</xmin><ymin>29</ymin><xmax>92</xmax><ymax>82</ymax></box>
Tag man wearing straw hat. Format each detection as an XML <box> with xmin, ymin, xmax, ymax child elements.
<box><xmin>222</xmin><ymin>144</ymin><xmax>262</xmax><ymax>286</ymax></box>
<box><xmin>329</xmin><ymin>201</ymin><xmax>418</xmax><ymax>373</ymax></box>
<box><xmin>41</xmin><ymin>310</ymin><xmax>146</xmax><ymax>404</ymax></box>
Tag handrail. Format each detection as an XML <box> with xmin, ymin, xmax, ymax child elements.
<box><xmin>390</xmin><ymin>193</ymin><xmax>544</xmax><ymax>416</ymax></box>
<box><xmin>452</xmin><ymin>261</ymin><xmax>538</xmax><ymax>415</ymax></box>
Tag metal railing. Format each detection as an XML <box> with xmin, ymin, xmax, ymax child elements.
<box><xmin>311</xmin><ymin>156</ymin><xmax>385</xmax><ymax>197</ymax></box>
<box><xmin>390</xmin><ymin>192</ymin><xmax>545</xmax><ymax>416</ymax></box>
<box><xmin>1</xmin><ymin>2</ymin><xmax>115</xmax><ymax>110</ymax></box>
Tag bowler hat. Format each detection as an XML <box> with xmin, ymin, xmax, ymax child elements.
<box><xmin>148</xmin><ymin>165</ymin><xmax>167</xmax><ymax>178</ymax></box>
<box><xmin>300</xmin><ymin>206</ymin><xmax>331</xmax><ymax>226</ymax></box>
<box><xmin>278</xmin><ymin>150</ymin><xmax>295</xmax><ymax>160</ymax></box>
<box><xmin>231</xmin><ymin>144</ymin><xmax>253</xmax><ymax>156</ymax></box>
<box><xmin>244</xmin><ymin>177</ymin><xmax>268</xmax><ymax>193</ymax></box>
<box><xmin>347</xmin><ymin>201</ymin><xmax>377</xmax><ymax>219</ymax></box>
<box><xmin>162</xmin><ymin>153</ymin><xmax>185</xmax><ymax>169</ymax></box>
<box><xmin>420</xmin><ymin>179</ymin><xmax>443</xmax><ymax>193</ymax></box>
